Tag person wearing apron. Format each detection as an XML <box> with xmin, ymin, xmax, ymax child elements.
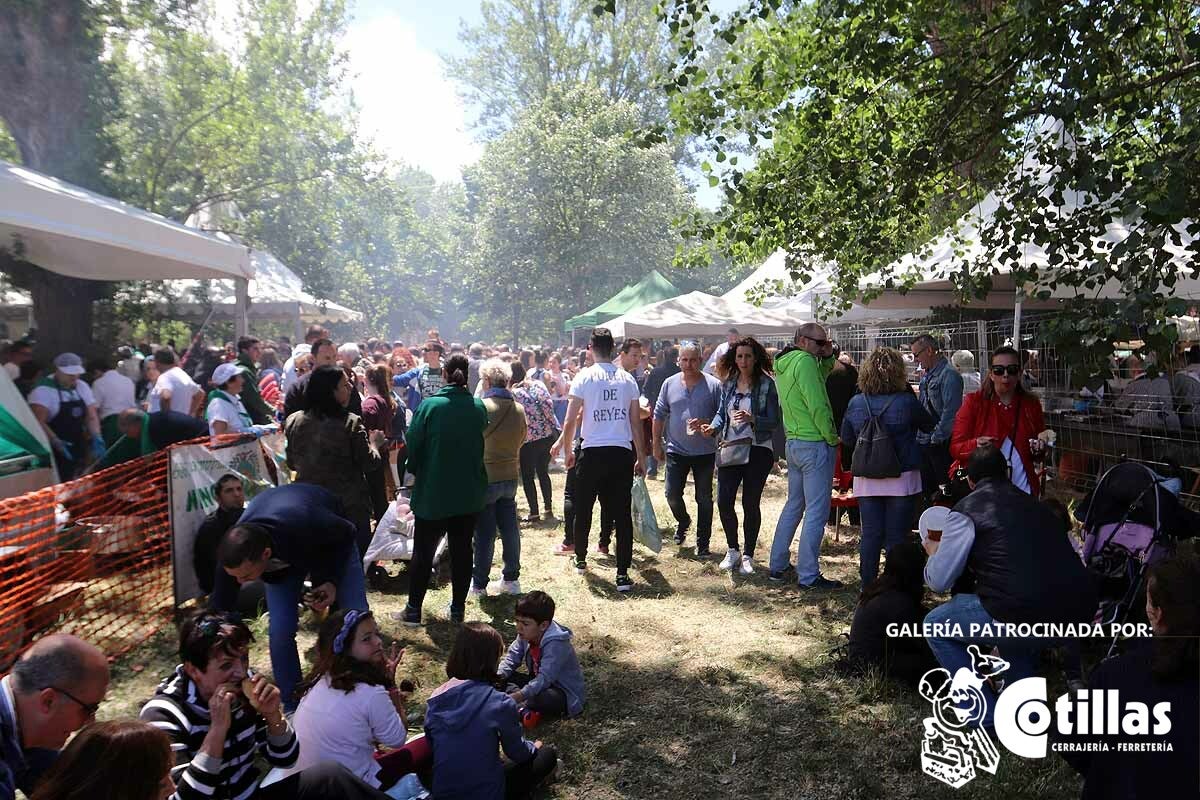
<box><xmin>27</xmin><ymin>352</ymin><xmax>103</xmax><ymax>481</ymax></box>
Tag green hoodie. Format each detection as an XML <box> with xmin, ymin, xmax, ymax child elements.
<box><xmin>773</xmin><ymin>348</ymin><xmax>838</xmax><ymax>445</ymax></box>
<box><xmin>236</xmin><ymin>353</ymin><xmax>275</xmax><ymax>425</ymax></box>
<box><xmin>401</xmin><ymin>385</ymin><xmax>489</xmax><ymax>520</ymax></box>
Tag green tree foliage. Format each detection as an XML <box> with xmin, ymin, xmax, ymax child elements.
<box><xmin>107</xmin><ymin>0</ymin><xmax>429</xmax><ymax>333</ymax></box>
<box><xmin>661</xmin><ymin>0</ymin><xmax>1200</xmax><ymax>366</ymax></box>
<box><xmin>446</xmin><ymin>0</ymin><xmax>673</xmax><ymax>135</ymax></box>
<box><xmin>462</xmin><ymin>85</ymin><xmax>690</xmax><ymax>343</ymax></box>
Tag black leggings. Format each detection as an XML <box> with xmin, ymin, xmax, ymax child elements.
<box><xmin>257</xmin><ymin>761</ymin><xmax>392</xmax><ymax>799</ymax></box>
<box><xmin>407</xmin><ymin>514</ymin><xmax>475</xmax><ymax>614</ymax></box>
<box><xmin>504</xmin><ymin>672</ymin><xmax>569</xmax><ymax>719</ymax></box>
<box><xmin>573</xmin><ymin>446</ymin><xmax>634</xmax><ymax>571</ymax></box>
<box><xmin>504</xmin><ymin>744</ymin><xmax>558</xmax><ymax>800</ymax></box>
<box><xmin>716</xmin><ymin>445</ymin><xmax>774</xmax><ymax>557</ymax></box>
<box><xmin>519</xmin><ymin>435</ymin><xmax>555</xmax><ymax>515</ymax></box>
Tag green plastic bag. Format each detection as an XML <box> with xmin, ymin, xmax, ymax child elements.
<box><xmin>630</xmin><ymin>476</ymin><xmax>662</xmax><ymax>553</ymax></box>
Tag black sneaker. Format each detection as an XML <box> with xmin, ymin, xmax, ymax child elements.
<box><xmin>695</xmin><ymin>545</ymin><xmax>711</xmax><ymax>557</ymax></box>
<box><xmin>615</xmin><ymin>573</ymin><xmax>633</xmax><ymax>593</ymax></box>
<box><xmin>800</xmin><ymin>575</ymin><xmax>844</xmax><ymax>591</ymax></box>
<box><xmin>768</xmin><ymin>565</ymin><xmax>795</xmax><ymax>583</ymax></box>
<box><xmin>445</xmin><ymin>603</ymin><xmax>465</xmax><ymax>623</ymax></box>
<box><xmin>673</xmin><ymin>524</ymin><xmax>689</xmax><ymax>545</ymax></box>
<box><xmin>392</xmin><ymin>605</ymin><xmax>421</xmax><ymax>628</ymax></box>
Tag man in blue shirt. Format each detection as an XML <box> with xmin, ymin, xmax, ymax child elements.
<box><xmin>912</xmin><ymin>334</ymin><xmax>963</xmax><ymax>501</ymax></box>
<box><xmin>210</xmin><ymin>482</ymin><xmax>368</xmax><ymax>710</ymax></box>
<box><xmin>653</xmin><ymin>343</ymin><xmax>722</xmax><ymax>556</ymax></box>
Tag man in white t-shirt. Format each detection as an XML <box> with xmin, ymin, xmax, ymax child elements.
<box><xmin>27</xmin><ymin>352</ymin><xmax>103</xmax><ymax>480</ymax></box>
<box><xmin>88</xmin><ymin>354</ymin><xmax>137</xmax><ymax>447</ymax></box>
<box><xmin>152</xmin><ymin>349</ymin><xmax>203</xmax><ymax>417</ymax></box>
<box><xmin>560</xmin><ymin>328</ymin><xmax>646</xmax><ymax>592</ymax></box>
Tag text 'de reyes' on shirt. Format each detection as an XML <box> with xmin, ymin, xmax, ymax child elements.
<box><xmin>569</xmin><ymin>363</ymin><xmax>639</xmax><ymax>449</ymax></box>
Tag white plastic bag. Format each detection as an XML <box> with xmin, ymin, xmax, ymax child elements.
<box><xmin>630</xmin><ymin>476</ymin><xmax>662</xmax><ymax>553</ymax></box>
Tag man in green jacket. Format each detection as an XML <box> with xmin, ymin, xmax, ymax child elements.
<box><xmin>767</xmin><ymin>322</ymin><xmax>843</xmax><ymax>590</ymax></box>
<box><xmin>236</xmin><ymin>336</ymin><xmax>275</xmax><ymax>425</ymax></box>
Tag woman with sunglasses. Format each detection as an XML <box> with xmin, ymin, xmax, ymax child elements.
<box><xmin>950</xmin><ymin>345</ymin><xmax>1047</xmax><ymax>496</ymax></box>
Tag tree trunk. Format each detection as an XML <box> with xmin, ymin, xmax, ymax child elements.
<box><xmin>0</xmin><ymin>0</ymin><xmax>113</xmax><ymax>355</ymax></box>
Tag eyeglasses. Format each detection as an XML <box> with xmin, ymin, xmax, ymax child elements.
<box><xmin>912</xmin><ymin>346</ymin><xmax>930</xmax><ymax>359</ymax></box>
<box><xmin>51</xmin><ymin>686</ymin><xmax>100</xmax><ymax>718</ymax></box>
<box><xmin>802</xmin><ymin>337</ymin><xmax>829</xmax><ymax>347</ymax></box>
<box><xmin>990</xmin><ymin>365</ymin><xmax>1021</xmax><ymax>377</ymax></box>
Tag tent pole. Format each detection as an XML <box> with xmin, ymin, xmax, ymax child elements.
<box><xmin>295</xmin><ymin>303</ymin><xmax>304</xmax><ymax>342</ymax></box>
<box><xmin>234</xmin><ymin>278</ymin><xmax>249</xmax><ymax>338</ymax></box>
<box><xmin>1012</xmin><ymin>292</ymin><xmax>1023</xmax><ymax>347</ymax></box>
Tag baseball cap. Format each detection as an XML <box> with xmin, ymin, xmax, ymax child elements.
<box><xmin>53</xmin><ymin>353</ymin><xmax>86</xmax><ymax>375</ymax></box>
<box><xmin>212</xmin><ymin>362</ymin><xmax>241</xmax><ymax>386</ymax></box>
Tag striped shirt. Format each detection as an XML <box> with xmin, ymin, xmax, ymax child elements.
<box><xmin>140</xmin><ymin>666</ymin><xmax>299</xmax><ymax>800</ymax></box>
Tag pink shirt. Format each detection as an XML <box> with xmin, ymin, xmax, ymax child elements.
<box><xmin>852</xmin><ymin>468</ymin><xmax>922</xmax><ymax>498</ymax></box>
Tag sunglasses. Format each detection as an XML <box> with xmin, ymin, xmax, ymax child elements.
<box><xmin>803</xmin><ymin>337</ymin><xmax>830</xmax><ymax>347</ymax></box>
<box><xmin>990</xmin><ymin>364</ymin><xmax>1021</xmax><ymax>376</ymax></box>
<box><xmin>52</xmin><ymin>685</ymin><xmax>101</xmax><ymax>718</ymax></box>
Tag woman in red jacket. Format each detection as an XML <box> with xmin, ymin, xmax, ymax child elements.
<box><xmin>950</xmin><ymin>345</ymin><xmax>1047</xmax><ymax>496</ymax></box>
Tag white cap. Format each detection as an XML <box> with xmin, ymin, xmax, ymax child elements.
<box><xmin>212</xmin><ymin>362</ymin><xmax>241</xmax><ymax>386</ymax></box>
<box><xmin>919</xmin><ymin>506</ymin><xmax>951</xmax><ymax>543</ymax></box>
<box><xmin>53</xmin><ymin>352</ymin><xmax>86</xmax><ymax>375</ymax></box>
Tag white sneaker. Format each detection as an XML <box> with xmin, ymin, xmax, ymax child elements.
<box><xmin>739</xmin><ymin>555</ymin><xmax>754</xmax><ymax>575</ymax></box>
<box><xmin>487</xmin><ymin>579</ymin><xmax>522</xmax><ymax>596</ymax></box>
<box><xmin>719</xmin><ymin>549</ymin><xmax>741</xmax><ymax>570</ymax></box>
<box><xmin>469</xmin><ymin>583</ymin><xmax>487</xmax><ymax>598</ymax></box>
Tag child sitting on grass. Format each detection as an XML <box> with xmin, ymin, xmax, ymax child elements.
<box><xmin>293</xmin><ymin>609</ymin><xmax>428</xmax><ymax>799</ymax></box>
<box><xmin>496</xmin><ymin>590</ymin><xmax>585</xmax><ymax>722</ymax></box>
<box><xmin>425</xmin><ymin>622</ymin><xmax>558</xmax><ymax>800</ymax></box>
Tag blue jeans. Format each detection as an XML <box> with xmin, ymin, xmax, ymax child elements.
<box><xmin>769</xmin><ymin>440</ymin><xmax>835</xmax><ymax>584</ymax></box>
<box><xmin>924</xmin><ymin>593</ymin><xmax>1043</xmax><ymax>728</ymax></box>
<box><xmin>856</xmin><ymin>494</ymin><xmax>917</xmax><ymax>586</ymax></box>
<box><xmin>264</xmin><ymin>543</ymin><xmax>368</xmax><ymax>711</ymax></box>
<box><xmin>473</xmin><ymin>480</ymin><xmax>520</xmax><ymax>586</ymax></box>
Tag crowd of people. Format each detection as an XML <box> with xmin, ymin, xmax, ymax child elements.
<box><xmin>2</xmin><ymin>318</ymin><xmax>1199</xmax><ymax>798</ymax></box>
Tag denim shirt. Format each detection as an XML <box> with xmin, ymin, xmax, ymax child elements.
<box><xmin>917</xmin><ymin>357</ymin><xmax>963</xmax><ymax>445</ymax></box>
<box><xmin>709</xmin><ymin>375</ymin><xmax>781</xmax><ymax>446</ymax></box>
<box><xmin>840</xmin><ymin>391</ymin><xmax>935</xmax><ymax>472</ymax></box>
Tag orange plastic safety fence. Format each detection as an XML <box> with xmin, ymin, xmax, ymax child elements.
<box><xmin>0</xmin><ymin>445</ymin><xmax>179</xmax><ymax>667</ymax></box>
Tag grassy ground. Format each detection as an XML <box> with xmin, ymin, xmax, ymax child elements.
<box><xmin>101</xmin><ymin>469</ymin><xmax>1083</xmax><ymax>799</ymax></box>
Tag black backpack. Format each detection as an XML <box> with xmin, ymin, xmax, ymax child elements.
<box><xmin>851</xmin><ymin>396</ymin><xmax>902</xmax><ymax>478</ymax></box>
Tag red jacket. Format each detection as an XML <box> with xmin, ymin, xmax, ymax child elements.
<box><xmin>950</xmin><ymin>390</ymin><xmax>1046</xmax><ymax>497</ymax></box>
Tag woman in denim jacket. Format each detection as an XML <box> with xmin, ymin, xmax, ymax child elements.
<box><xmin>701</xmin><ymin>337</ymin><xmax>781</xmax><ymax>574</ymax></box>
<box><xmin>840</xmin><ymin>347</ymin><xmax>934</xmax><ymax>586</ymax></box>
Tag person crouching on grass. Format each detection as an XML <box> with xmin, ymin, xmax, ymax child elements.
<box><xmin>496</xmin><ymin>591</ymin><xmax>585</xmax><ymax>725</ymax></box>
<box><xmin>140</xmin><ymin>611</ymin><xmax>395</xmax><ymax>800</ymax></box>
<box><xmin>425</xmin><ymin>623</ymin><xmax>558</xmax><ymax>800</ymax></box>
<box><xmin>293</xmin><ymin>609</ymin><xmax>429</xmax><ymax>799</ymax></box>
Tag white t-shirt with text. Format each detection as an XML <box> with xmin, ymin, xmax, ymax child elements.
<box><xmin>569</xmin><ymin>362</ymin><xmax>639</xmax><ymax>450</ymax></box>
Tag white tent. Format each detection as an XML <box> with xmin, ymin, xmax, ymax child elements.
<box><xmin>724</xmin><ymin>249</ymin><xmax>931</xmax><ymax>323</ymax></box>
<box><xmin>861</xmin><ymin>122</ymin><xmax>1200</xmax><ymax>311</ymax></box>
<box><xmin>722</xmin><ymin>250</ymin><xmax>832</xmax><ymax>308</ymax></box>
<box><xmin>0</xmin><ymin>160</ymin><xmax>251</xmax><ymax>282</ymax></box>
<box><xmin>606</xmin><ymin>291</ymin><xmax>809</xmax><ymax>339</ymax></box>
<box><xmin>167</xmin><ymin>247</ymin><xmax>361</xmax><ymax>332</ymax></box>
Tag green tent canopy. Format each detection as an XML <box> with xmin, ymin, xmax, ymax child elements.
<box><xmin>562</xmin><ymin>270</ymin><xmax>680</xmax><ymax>332</ymax></box>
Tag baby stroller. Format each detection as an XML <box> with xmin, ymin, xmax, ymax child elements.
<box><xmin>1076</xmin><ymin>461</ymin><xmax>1200</xmax><ymax>656</ymax></box>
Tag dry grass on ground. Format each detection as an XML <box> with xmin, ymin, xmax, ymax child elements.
<box><xmin>101</xmin><ymin>469</ymin><xmax>1082</xmax><ymax>799</ymax></box>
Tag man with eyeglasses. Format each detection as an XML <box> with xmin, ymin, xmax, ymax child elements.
<box><xmin>0</xmin><ymin>634</ymin><xmax>110</xmax><ymax>799</ymax></box>
<box><xmin>767</xmin><ymin>323</ymin><xmax>843</xmax><ymax>590</ymax></box>
<box><xmin>911</xmin><ymin>334</ymin><xmax>964</xmax><ymax>502</ymax></box>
